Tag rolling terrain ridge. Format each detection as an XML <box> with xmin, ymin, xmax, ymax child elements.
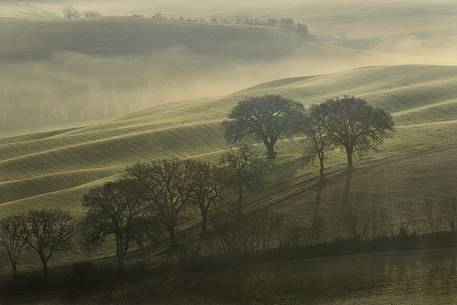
<box><xmin>1</xmin><ymin>65</ymin><xmax>457</xmax><ymax>231</ymax></box>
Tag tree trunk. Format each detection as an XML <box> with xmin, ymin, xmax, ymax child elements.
<box><xmin>42</xmin><ymin>260</ymin><xmax>49</xmax><ymax>279</ymax></box>
<box><xmin>346</xmin><ymin>147</ymin><xmax>353</xmax><ymax>170</ymax></box>
<box><xmin>38</xmin><ymin>251</ymin><xmax>49</xmax><ymax>278</ymax></box>
<box><xmin>264</xmin><ymin>140</ymin><xmax>276</xmax><ymax>160</ymax></box>
<box><xmin>201</xmin><ymin>211</ymin><xmax>208</xmax><ymax>236</ymax></box>
<box><xmin>169</xmin><ymin>227</ymin><xmax>177</xmax><ymax>249</ymax></box>
<box><xmin>7</xmin><ymin>251</ymin><xmax>18</xmax><ymax>279</ymax></box>
<box><xmin>319</xmin><ymin>153</ymin><xmax>325</xmax><ymax>177</ymax></box>
<box><xmin>116</xmin><ymin>246</ymin><xmax>124</xmax><ymax>272</ymax></box>
<box><xmin>11</xmin><ymin>262</ymin><xmax>17</xmax><ymax>279</ymax></box>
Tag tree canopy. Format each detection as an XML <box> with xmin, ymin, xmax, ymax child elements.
<box><xmin>0</xmin><ymin>215</ymin><xmax>27</xmax><ymax>278</ymax></box>
<box><xmin>322</xmin><ymin>96</ymin><xmax>395</xmax><ymax>169</ymax></box>
<box><xmin>302</xmin><ymin>103</ymin><xmax>334</xmax><ymax>177</ymax></box>
<box><xmin>224</xmin><ymin>95</ymin><xmax>305</xmax><ymax>159</ymax></box>
<box><xmin>23</xmin><ymin>209</ymin><xmax>74</xmax><ymax>277</ymax></box>
<box><xmin>127</xmin><ymin>160</ymin><xmax>196</xmax><ymax>248</ymax></box>
<box><xmin>81</xmin><ymin>178</ymin><xmax>157</xmax><ymax>270</ymax></box>
<box><xmin>191</xmin><ymin>161</ymin><xmax>227</xmax><ymax>235</ymax></box>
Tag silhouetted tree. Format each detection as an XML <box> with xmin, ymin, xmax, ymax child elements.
<box><xmin>191</xmin><ymin>161</ymin><xmax>227</xmax><ymax>235</ymax></box>
<box><xmin>224</xmin><ymin>95</ymin><xmax>305</xmax><ymax>159</ymax></box>
<box><xmin>128</xmin><ymin>160</ymin><xmax>196</xmax><ymax>249</ymax></box>
<box><xmin>23</xmin><ymin>209</ymin><xmax>74</xmax><ymax>278</ymax></box>
<box><xmin>302</xmin><ymin>104</ymin><xmax>333</xmax><ymax>177</ymax></box>
<box><xmin>323</xmin><ymin>96</ymin><xmax>394</xmax><ymax>169</ymax></box>
<box><xmin>0</xmin><ymin>215</ymin><xmax>27</xmax><ymax>278</ymax></box>
<box><xmin>81</xmin><ymin>179</ymin><xmax>157</xmax><ymax>270</ymax></box>
<box><xmin>222</xmin><ymin>145</ymin><xmax>264</xmax><ymax>219</ymax></box>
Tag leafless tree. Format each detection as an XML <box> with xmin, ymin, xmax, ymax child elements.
<box><xmin>344</xmin><ymin>207</ymin><xmax>368</xmax><ymax>240</ymax></box>
<box><xmin>0</xmin><ymin>215</ymin><xmax>27</xmax><ymax>278</ymax></box>
<box><xmin>440</xmin><ymin>197</ymin><xmax>457</xmax><ymax>231</ymax></box>
<box><xmin>398</xmin><ymin>204</ymin><xmax>417</xmax><ymax>238</ymax></box>
<box><xmin>191</xmin><ymin>161</ymin><xmax>227</xmax><ymax>236</ymax></box>
<box><xmin>302</xmin><ymin>104</ymin><xmax>333</xmax><ymax>177</ymax></box>
<box><xmin>221</xmin><ymin>144</ymin><xmax>264</xmax><ymax>219</ymax></box>
<box><xmin>23</xmin><ymin>209</ymin><xmax>74</xmax><ymax>277</ymax></box>
<box><xmin>81</xmin><ymin>178</ymin><xmax>158</xmax><ymax>270</ymax></box>
<box><xmin>423</xmin><ymin>199</ymin><xmax>438</xmax><ymax>233</ymax></box>
<box><xmin>310</xmin><ymin>214</ymin><xmax>326</xmax><ymax>246</ymax></box>
<box><xmin>128</xmin><ymin>160</ymin><xmax>196</xmax><ymax>249</ymax></box>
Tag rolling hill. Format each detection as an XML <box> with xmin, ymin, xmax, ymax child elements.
<box><xmin>265</xmin><ymin>0</ymin><xmax>457</xmax><ymax>61</ymax></box>
<box><xmin>1</xmin><ymin>64</ymin><xmax>457</xmax><ymax>242</ymax></box>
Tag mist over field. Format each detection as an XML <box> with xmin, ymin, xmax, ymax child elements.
<box><xmin>1</xmin><ymin>0</ymin><xmax>457</xmax><ymax>131</ymax></box>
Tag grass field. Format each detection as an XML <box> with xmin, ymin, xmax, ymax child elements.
<box><xmin>1</xmin><ymin>64</ymin><xmax>457</xmax><ymax>237</ymax></box>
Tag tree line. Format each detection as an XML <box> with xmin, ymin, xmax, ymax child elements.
<box><xmin>0</xmin><ymin>94</ymin><xmax>395</xmax><ymax>278</ymax></box>
<box><xmin>225</xmin><ymin>95</ymin><xmax>395</xmax><ymax>174</ymax></box>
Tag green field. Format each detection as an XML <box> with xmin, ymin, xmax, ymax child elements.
<box><xmin>1</xmin><ymin>64</ymin><xmax>457</xmax><ymax>241</ymax></box>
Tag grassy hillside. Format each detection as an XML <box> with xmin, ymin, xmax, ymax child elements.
<box><xmin>1</xmin><ymin>64</ymin><xmax>457</xmax><ymax>230</ymax></box>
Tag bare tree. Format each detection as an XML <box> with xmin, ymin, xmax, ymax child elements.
<box><xmin>380</xmin><ymin>208</ymin><xmax>395</xmax><ymax>238</ymax></box>
<box><xmin>302</xmin><ymin>104</ymin><xmax>333</xmax><ymax>177</ymax></box>
<box><xmin>398</xmin><ymin>204</ymin><xmax>417</xmax><ymax>239</ymax></box>
<box><xmin>344</xmin><ymin>207</ymin><xmax>368</xmax><ymax>240</ymax></box>
<box><xmin>81</xmin><ymin>178</ymin><xmax>157</xmax><ymax>270</ymax></box>
<box><xmin>310</xmin><ymin>214</ymin><xmax>326</xmax><ymax>246</ymax></box>
<box><xmin>440</xmin><ymin>197</ymin><xmax>457</xmax><ymax>231</ymax></box>
<box><xmin>0</xmin><ymin>215</ymin><xmax>27</xmax><ymax>278</ymax></box>
<box><xmin>23</xmin><ymin>209</ymin><xmax>74</xmax><ymax>277</ymax></box>
<box><xmin>191</xmin><ymin>161</ymin><xmax>226</xmax><ymax>236</ymax></box>
<box><xmin>222</xmin><ymin>145</ymin><xmax>264</xmax><ymax>219</ymax></box>
<box><xmin>224</xmin><ymin>95</ymin><xmax>305</xmax><ymax>159</ymax></box>
<box><xmin>128</xmin><ymin>160</ymin><xmax>196</xmax><ymax>249</ymax></box>
<box><xmin>323</xmin><ymin>96</ymin><xmax>395</xmax><ymax>169</ymax></box>
<box><xmin>423</xmin><ymin>199</ymin><xmax>438</xmax><ymax>233</ymax></box>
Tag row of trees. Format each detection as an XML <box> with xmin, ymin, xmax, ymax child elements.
<box><xmin>225</xmin><ymin>95</ymin><xmax>395</xmax><ymax>176</ymax></box>
<box><xmin>63</xmin><ymin>6</ymin><xmax>101</xmax><ymax>19</ymax></box>
<box><xmin>0</xmin><ymin>94</ymin><xmax>394</xmax><ymax>277</ymax></box>
<box><xmin>81</xmin><ymin>150</ymin><xmax>265</xmax><ymax>270</ymax></box>
<box><xmin>0</xmin><ymin>150</ymin><xmax>264</xmax><ymax>276</ymax></box>
<box><xmin>146</xmin><ymin>13</ymin><xmax>309</xmax><ymax>34</ymax></box>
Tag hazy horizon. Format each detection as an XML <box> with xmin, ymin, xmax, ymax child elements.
<box><xmin>2</xmin><ymin>0</ymin><xmax>457</xmax><ymax>131</ymax></box>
